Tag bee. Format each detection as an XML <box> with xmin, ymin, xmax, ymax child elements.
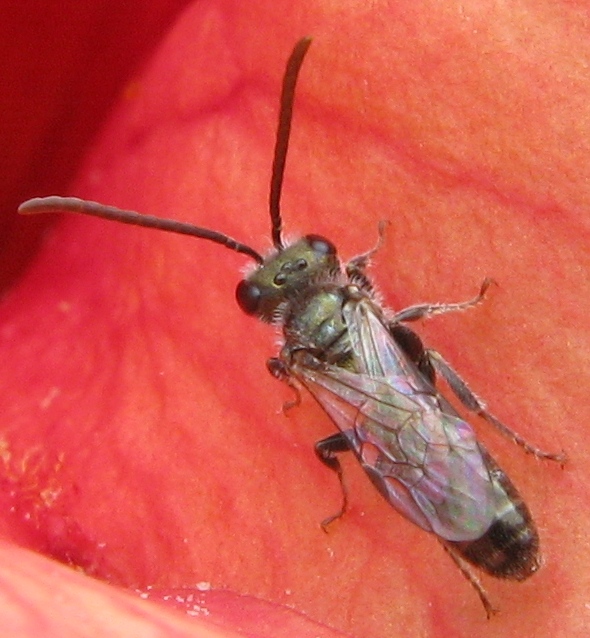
<box><xmin>19</xmin><ymin>37</ymin><xmax>564</xmax><ymax>616</ymax></box>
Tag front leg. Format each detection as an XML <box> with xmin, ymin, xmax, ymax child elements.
<box><xmin>345</xmin><ymin>221</ymin><xmax>388</xmax><ymax>292</ymax></box>
<box><xmin>315</xmin><ymin>432</ymin><xmax>353</xmax><ymax>531</ymax></box>
<box><xmin>267</xmin><ymin>356</ymin><xmax>302</xmax><ymax>411</ymax></box>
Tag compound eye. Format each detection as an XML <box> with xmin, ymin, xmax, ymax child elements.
<box><xmin>304</xmin><ymin>234</ymin><xmax>336</xmax><ymax>256</ymax></box>
<box><xmin>236</xmin><ymin>280</ymin><xmax>261</xmax><ymax>315</ymax></box>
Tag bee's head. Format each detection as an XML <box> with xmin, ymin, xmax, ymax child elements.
<box><xmin>236</xmin><ymin>234</ymin><xmax>337</xmax><ymax>320</ymax></box>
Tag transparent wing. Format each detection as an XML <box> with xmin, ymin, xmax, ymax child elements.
<box><xmin>344</xmin><ymin>298</ymin><xmax>432</xmax><ymax>391</ymax></box>
<box><xmin>293</xmin><ymin>298</ymin><xmax>497</xmax><ymax>542</ymax></box>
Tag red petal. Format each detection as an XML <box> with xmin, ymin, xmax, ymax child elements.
<box><xmin>2</xmin><ymin>1</ymin><xmax>586</xmax><ymax>635</ymax></box>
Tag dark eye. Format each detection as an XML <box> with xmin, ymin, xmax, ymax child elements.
<box><xmin>304</xmin><ymin>234</ymin><xmax>336</xmax><ymax>256</ymax></box>
<box><xmin>236</xmin><ymin>280</ymin><xmax>261</xmax><ymax>315</ymax></box>
<box><xmin>273</xmin><ymin>272</ymin><xmax>287</xmax><ymax>286</ymax></box>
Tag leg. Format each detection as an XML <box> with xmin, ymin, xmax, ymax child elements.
<box><xmin>441</xmin><ymin>541</ymin><xmax>498</xmax><ymax>619</ymax></box>
<box><xmin>267</xmin><ymin>357</ymin><xmax>301</xmax><ymax>412</ymax></box>
<box><xmin>391</xmin><ymin>278</ymin><xmax>494</xmax><ymax>323</ymax></box>
<box><xmin>315</xmin><ymin>432</ymin><xmax>353</xmax><ymax>531</ymax></box>
<box><xmin>427</xmin><ymin>349</ymin><xmax>566</xmax><ymax>463</ymax></box>
<box><xmin>345</xmin><ymin>220</ymin><xmax>388</xmax><ymax>291</ymax></box>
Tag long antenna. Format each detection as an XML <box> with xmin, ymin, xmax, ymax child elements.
<box><xmin>18</xmin><ymin>38</ymin><xmax>313</xmax><ymax>262</ymax></box>
<box><xmin>18</xmin><ymin>197</ymin><xmax>265</xmax><ymax>264</ymax></box>
<box><xmin>269</xmin><ymin>37</ymin><xmax>312</xmax><ymax>250</ymax></box>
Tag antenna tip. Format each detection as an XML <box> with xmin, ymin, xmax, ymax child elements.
<box><xmin>18</xmin><ymin>197</ymin><xmax>44</xmax><ymax>214</ymax></box>
<box><xmin>18</xmin><ymin>196</ymin><xmax>69</xmax><ymax>215</ymax></box>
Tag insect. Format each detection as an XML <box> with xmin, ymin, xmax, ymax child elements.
<box><xmin>19</xmin><ymin>37</ymin><xmax>564</xmax><ymax>616</ymax></box>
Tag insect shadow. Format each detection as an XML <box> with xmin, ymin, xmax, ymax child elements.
<box><xmin>19</xmin><ymin>37</ymin><xmax>566</xmax><ymax>617</ymax></box>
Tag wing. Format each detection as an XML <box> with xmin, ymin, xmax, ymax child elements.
<box><xmin>292</xmin><ymin>298</ymin><xmax>497</xmax><ymax>542</ymax></box>
<box><xmin>343</xmin><ymin>297</ymin><xmax>433</xmax><ymax>392</ymax></box>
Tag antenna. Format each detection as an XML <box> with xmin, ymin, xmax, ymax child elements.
<box><xmin>268</xmin><ymin>37</ymin><xmax>312</xmax><ymax>250</ymax></box>
<box><xmin>18</xmin><ymin>38</ymin><xmax>314</xmax><ymax>263</ymax></box>
<box><xmin>18</xmin><ymin>197</ymin><xmax>265</xmax><ymax>264</ymax></box>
